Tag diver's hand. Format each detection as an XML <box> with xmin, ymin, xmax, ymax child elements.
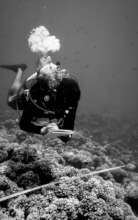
<box><xmin>41</xmin><ymin>123</ymin><xmax>59</xmax><ymax>135</ymax></box>
<box><xmin>41</xmin><ymin>126</ymin><xmax>49</xmax><ymax>135</ymax></box>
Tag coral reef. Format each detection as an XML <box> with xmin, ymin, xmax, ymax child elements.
<box><xmin>0</xmin><ymin>113</ymin><xmax>137</xmax><ymax>219</ymax></box>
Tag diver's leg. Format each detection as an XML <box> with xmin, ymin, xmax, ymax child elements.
<box><xmin>7</xmin><ymin>68</ymin><xmax>25</xmax><ymax>108</ymax></box>
<box><xmin>10</xmin><ymin>68</ymin><xmax>24</xmax><ymax>93</ymax></box>
<box><xmin>0</xmin><ymin>64</ymin><xmax>27</xmax><ymax>72</ymax></box>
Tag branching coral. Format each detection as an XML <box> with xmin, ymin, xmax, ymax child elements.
<box><xmin>0</xmin><ymin>149</ymin><xmax>8</xmax><ymax>163</ymax></box>
<box><xmin>41</xmin><ymin>197</ymin><xmax>80</xmax><ymax>220</ymax></box>
<box><xmin>10</xmin><ymin>146</ymin><xmax>38</xmax><ymax>163</ymax></box>
<box><xmin>16</xmin><ymin>171</ymin><xmax>40</xmax><ymax>189</ymax></box>
<box><xmin>0</xmin><ymin>175</ymin><xmax>21</xmax><ymax>197</ymax></box>
<box><xmin>32</xmin><ymin>159</ymin><xmax>56</xmax><ymax>184</ymax></box>
<box><xmin>124</xmin><ymin>180</ymin><xmax>138</xmax><ymax>216</ymax></box>
<box><xmin>0</xmin><ymin>115</ymin><xmax>137</xmax><ymax>219</ymax></box>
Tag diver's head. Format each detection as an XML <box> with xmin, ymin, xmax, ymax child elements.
<box><xmin>37</xmin><ymin>56</ymin><xmax>69</xmax><ymax>89</ymax></box>
<box><xmin>37</xmin><ymin>55</ymin><xmax>52</xmax><ymax>70</ymax></box>
<box><xmin>36</xmin><ymin>56</ymin><xmax>58</xmax><ymax>89</ymax></box>
<box><xmin>37</xmin><ymin>56</ymin><xmax>55</xmax><ymax>79</ymax></box>
<box><xmin>37</xmin><ymin>57</ymin><xmax>63</xmax><ymax>80</ymax></box>
<box><xmin>39</xmin><ymin>65</ymin><xmax>57</xmax><ymax>81</ymax></box>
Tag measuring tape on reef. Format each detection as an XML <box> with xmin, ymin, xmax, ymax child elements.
<box><xmin>0</xmin><ymin>182</ymin><xmax>56</xmax><ymax>203</ymax></box>
<box><xmin>0</xmin><ymin>164</ymin><xmax>134</xmax><ymax>203</ymax></box>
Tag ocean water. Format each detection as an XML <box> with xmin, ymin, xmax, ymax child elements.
<box><xmin>0</xmin><ymin>0</ymin><xmax>138</xmax><ymax>218</ymax></box>
<box><xmin>0</xmin><ymin>0</ymin><xmax>138</xmax><ymax>120</ymax></box>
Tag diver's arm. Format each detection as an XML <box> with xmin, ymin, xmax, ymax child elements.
<box><xmin>7</xmin><ymin>67</ymin><xmax>34</xmax><ymax>110</ymax></box>
<box><xmin>60</xmin><ymin>106</ymin><xmax>78</xmax><ymax>130</ymax></box>
<box><xmin>59</xmin><ymin>92</ymin><xmax>80</xmax><ymax>130</ymax></box>
<box><xmin>59</xmin><ymin>78</ymin><xmax>81</xmax><ymax>130</ymax></box>
<box><xmin>19</xmin><ymin>107</ymin><xmax>44</xmax><ymax>134</ymax></box>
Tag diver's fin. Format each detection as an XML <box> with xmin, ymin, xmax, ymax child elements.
<box><xmin>0</xmin><ymin>64</ymin><xmax>27</xmax><ymax>72</ymax></box>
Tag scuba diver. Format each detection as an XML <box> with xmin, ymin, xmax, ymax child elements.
<box><xmin>0</xmin><ymin>25</ymin><xmax>81</xmax><ymax>142</ymax></box>
<box><xmin>0</xmin><ymin>56</ymin><xmax>81</xmax><ymax>142</ymax></box>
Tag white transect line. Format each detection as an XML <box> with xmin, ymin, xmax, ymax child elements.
<box><xmin>0</xmin><ymin>183</ymin><xmax>50</xmax><ymax>203</ymax></box>
<box><xmin>51</xmin><ymin>129</ymin><xmax>74</xmax><ymax>135</ymax></box>
<box><xmin>85</xmin><ymin>165</ymin><xmax>125</xmax><ymax>175</ymax></box>
<box><xmin>0</xmin><ymin>165</ymin><xmax>125</xmax><ymax>203</ymax></box>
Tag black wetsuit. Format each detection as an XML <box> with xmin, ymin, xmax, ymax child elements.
<box><xmin>8</xmin><ymin>76</ymin><xmax>81</xmax><ymax>137</ymax></box>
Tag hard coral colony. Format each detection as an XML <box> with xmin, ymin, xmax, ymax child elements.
<box><xmin>0</xmin><ymin>114</ymin><xmax>137</xmax><ymax>219</ymax></box>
